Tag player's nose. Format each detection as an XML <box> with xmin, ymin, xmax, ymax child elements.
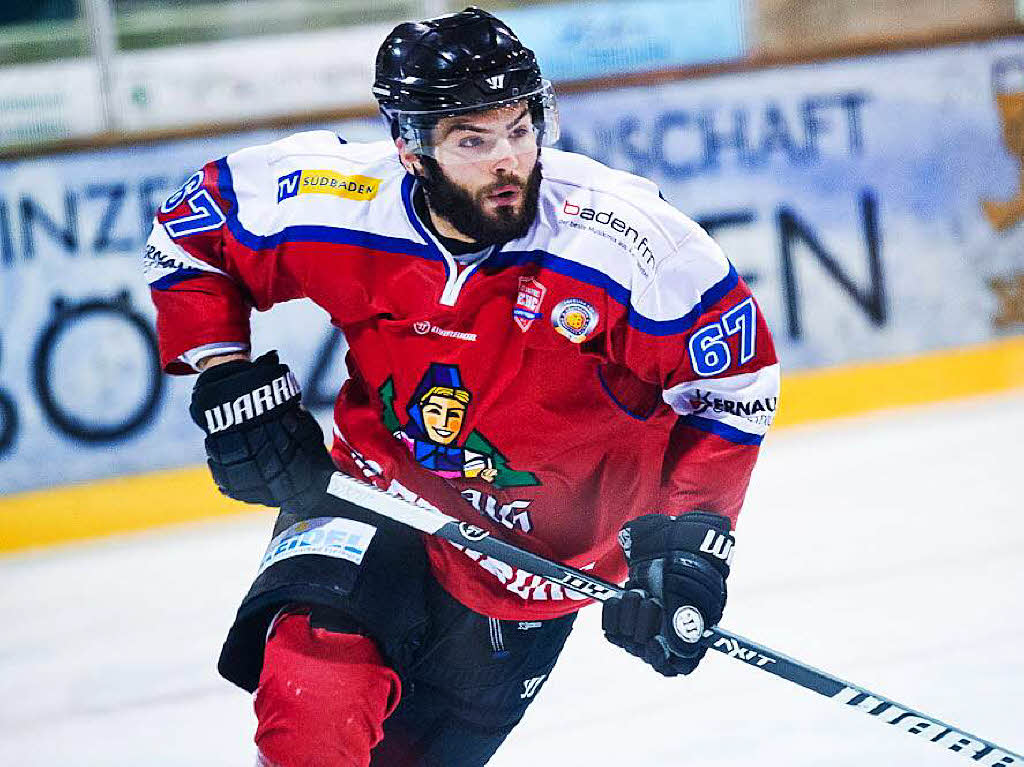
<box><xmin>490</xmin><ymin>139</ymin><xmax>520</xmax><ymax>173</ymax></box>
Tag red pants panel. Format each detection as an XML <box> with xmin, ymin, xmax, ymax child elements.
<box><xmin>254</xmin><ymin>612</ymin><xmax>401</xmax><ymax>767</ymax></box>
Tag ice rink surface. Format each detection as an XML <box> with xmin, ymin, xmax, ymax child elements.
<box><xmin>2</xmin><ymin>392</ymin><xmax>1022</xmax><ymax>766</ymax></box>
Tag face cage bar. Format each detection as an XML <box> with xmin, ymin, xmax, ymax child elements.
<box><xmin>383</xmin><ymin>80</ymin><xmax>560</xmax><ymax>158</ymax></box>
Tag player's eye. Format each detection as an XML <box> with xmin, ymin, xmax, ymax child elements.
<box><xmin>510</xmin><ymin>126</ymin><xmax>531</xmax><ymax>139</ymax></box>
<box><xmin>458</xmin><ymin>136</ymin><xmax>485</xmax><ymax>149</ymax></box>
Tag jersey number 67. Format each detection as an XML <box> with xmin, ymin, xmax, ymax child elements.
<box><xmin>688</xmin><ymin>297</ymin><xmax>757</xmax><ymax>377</ymax></box>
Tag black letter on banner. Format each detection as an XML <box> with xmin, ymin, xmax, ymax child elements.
<box><xmin>0</xmin><ymin>334</ymin><xmax>18</xmax><ymax>457</ymax></box>
<box><xmin>138</xmin><ymin>176</ymin><xmax>169</xmax><ymax>240</ymax></box>
<box><xmin>697</xmin><ymin>210</ymin><xmax>760</xmax><ymax>287</ymax></box>
<box><xmin>86</xmin><ymin>183</ymin><xmax>133</xmax><ymax>253</ymax></box>
<box><xmin>777</xmin><ymin>189</ymin><xmax>885</xmax><ymax>340</ymax></box>
<box><xmin>0</xmin><ymin>198</ymin><xmax>15</xmax><ymax>266</ymax></box>
<box><xmin>654</xmin><ymin>111</ymin><xmax>704</xmax><ymax>179</ymax></box>
<box><xmin>841</xmin><ymin>93</ymin><xmax>870</xmax><ymax>155</ymax></box>
<box><xmin>21</xmin><ymin>192</ymin><xmax>78</xmax><ymax>258</ymax></box>
<box><xmin>32</xmin><ymin>292</ymin><xmax>163</xmax><ymax>443</ymax></box>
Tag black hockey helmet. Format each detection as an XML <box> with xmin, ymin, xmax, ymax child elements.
<box><xmin>372</xmin><ymin>7</ymin><xmax>559</xmax><ymax>155</ymax></box>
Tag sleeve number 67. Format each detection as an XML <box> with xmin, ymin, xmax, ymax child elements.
<box><xmin>161</xmin><ymin>170</ymin><xmax>226</xmax><ymax>240</ymax></box>
<box><xmin>688</xmin><ymin>297</ymin><xmax>757</xmax><ymax>377</ymax></box>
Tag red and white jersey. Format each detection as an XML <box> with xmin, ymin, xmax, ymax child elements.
<box><xmin>145</xmin><ymin>130</ymin><xmax>779</xmax><ymax>620</ymax></box>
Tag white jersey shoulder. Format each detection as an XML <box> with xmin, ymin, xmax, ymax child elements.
<box><xmin>220</xmin><ymin>136</ymin><xmax>734</xmax><ymax>327</ymax></box>
<box><xmin>535</xmin><ymin>148</ymin><xmax>733</xmax><ymax>323</ymax></box>
<box><xmin>226</xmin><ymin>130</ymin><xmax>408</xmax><ymax>238</ymax></box>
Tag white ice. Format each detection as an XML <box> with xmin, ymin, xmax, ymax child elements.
<box><xmin>1</xmin><ymin>392</ymin><xmax>1022</xmax><ymax>766</ymax></box>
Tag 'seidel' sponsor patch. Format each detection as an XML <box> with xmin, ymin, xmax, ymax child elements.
<box><xmin>277</xmin><ymin>170</ymin><xmax>381</xmax><ymax>202</ymax></box>
<box><xmin>257</xmin><ymin>517</ymin><xmax>377</xmax><ymax>575</ymax></box>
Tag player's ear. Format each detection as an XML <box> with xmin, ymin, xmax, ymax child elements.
<box><xmin>396</xmin><ymin>139</ymin><xmax>424</xmax><ymax>177</ymax></box>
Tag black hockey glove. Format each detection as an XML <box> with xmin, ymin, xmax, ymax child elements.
<box><xmin>189</xmin><ymin>350</ymin><xmax>336</xmax><ymax>509</ymax></box>
<box><xmin>602</xmin><ymin>512</ymin><xmax>733</xmax><ymax>677</ymax></box>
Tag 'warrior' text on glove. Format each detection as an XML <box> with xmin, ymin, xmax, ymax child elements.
<box><xmin>189</xmin><ymin>350</ymin><xmax>337</xmax><ymax>509</ymax></box>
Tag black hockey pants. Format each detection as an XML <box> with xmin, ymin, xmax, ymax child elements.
<box><xmin>369</xmin><ymin>574</ymin><xmax>577</xmax><ymax>767</ymax></box>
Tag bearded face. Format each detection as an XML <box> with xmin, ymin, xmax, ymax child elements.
<box><xmin>419</xmin><ymin>156</ymin><xmax>542</xmax><ymax>246</ymax></box>
<box><xmin>402</xmin><ymin>101</ymin><xmax>544</xmax><ymax>246</ymax></box>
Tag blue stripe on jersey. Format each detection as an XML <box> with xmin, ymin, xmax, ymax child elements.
<box><xmin>491</xmin><ymin>249</ymin><xmax>632</xmax><ymax>306</ymax></box>
<box><xmin>212</xmin><ymin>158</ymin><xmax>739</xmax><ymax>337</ymax></box>
<box><xmin>628</xmin><ymin>264</ymin><xmax>739</xmax><ymax>337</ymax></box>
<box><xmin>679</xmin><ymin>414</ymin><xmax>764</xmax><ymax>446</ymax></box>
<box><xmin>400</xmin><ymin>175</ymin><xmax>450</xmax><ymax>281</ymax></box>
<box><xmin>213</xmin><ymin>157</ymin><xmax>441</xmax><ymax>261</ymax></box>
<box><xmin>494</xmin><ymin>250</ymin><xmax>739</xmax><ymax>336</ymax></box>
<box><xmin>150</xmin><ymin>268</ymin><xmax>208</xmax><ymax>290</ymax></box>
<box><xmin>595</xmin><ymin>367</ymin><xmax>657</xmax><ymax>421</ymax></box>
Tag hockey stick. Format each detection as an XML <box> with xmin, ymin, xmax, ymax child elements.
<box><xmin>324</xmin><ymin>471</ymin><xmax>1021</xmax><ymax>766</ymax></box>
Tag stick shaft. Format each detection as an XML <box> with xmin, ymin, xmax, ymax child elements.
<box><xmin>325</xmin><ymin>472</ymin><xmax>1022</xmax><ymax>764</ymax></box>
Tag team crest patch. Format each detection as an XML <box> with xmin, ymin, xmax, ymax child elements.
<box><xmin>551</xmin><ymin>298</ymin><xmax>599</xmax><ymax>343</ymax></box>
<box><xmin>277</xmin><ymin>169</ymin><xmax>381</xmax><ymax>202</ymax></box>
<box><xmin>378</xmin><ymin>363</ymin><xmax>540</xmax><ymax>488</ymax></box>
<box><xmin>513</xmin><ymin>277</ymin><xmax>547</xmax><ymax>332</ymax></box>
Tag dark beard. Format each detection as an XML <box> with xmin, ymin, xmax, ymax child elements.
<box><xmin>419</xmin><ymin>158</ymin><xmax>542</xmax><ymax>246</ymax></box>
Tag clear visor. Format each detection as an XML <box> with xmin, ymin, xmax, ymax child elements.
<box><xmin>395</xmin><ymin>80</ymin><xmax>559</xmax><ymax>165</ymax></box>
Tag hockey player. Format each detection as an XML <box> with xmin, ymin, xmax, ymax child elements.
<box><xmin>145</xmin><ymin>7</ymin><xmax>779</xmax><ymax>766</ymax></box>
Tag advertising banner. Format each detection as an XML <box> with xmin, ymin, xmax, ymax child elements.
<box><xmin>559</xmin><ymin>37</ymin><xmax>1024</xmax><ymax>369</ymax></box>
<box><xmin>0</xmin><ymin>58</ymin><xmax>105</xmax><ymax>147</ymax></box>
<box><xmin>107</xmin><ymin>0</ymin><xmax>744</xmax><ymax>133</ymax></box>
<box><xmin>111</xmin><ymin>25</ymin><xmax>391</xmax><ymax>132</ymax></box>
<box><xmin>501</xmin><ymin>0</ymin><xmax>745</xmax><ymax>82</ymax></box>
<box><xmin>0</xmin><ymin>121</ymin><xmax>384</xmax><ymax>493</ymax></box>
<box><xmin>1</xmin><ymin>38</ymin><xmax>1022</xmax><ymax>494</ymax></box>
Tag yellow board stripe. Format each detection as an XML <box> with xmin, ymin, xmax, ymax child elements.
<box><xmin>773</xmin><ymin>335</ymin><xmax>1024</xmax><ymax>427</ymax></box>
<box><xmin>0</xmin><ymin>466</ymin><xmax>257</xmax><ymax>553</ymax></box>
<box><xmin>2</xmin><ymin>336</ymin><xmax>1023</xmax><ymax>553</ymax></box>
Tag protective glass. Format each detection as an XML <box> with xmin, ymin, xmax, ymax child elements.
<box><xmin>395</xmin><ymin>80</ymin><xmax>560</xmax><ymax>164</ymax></box>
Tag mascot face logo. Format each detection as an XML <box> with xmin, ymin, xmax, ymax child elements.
<box><xmin>378</xmin><ymin>363</ymin><xmax>540</xmax><ymax>488</ymax></box>
<box><xmin>419</xmin><ymin>387</ymin><xmax>468</xmax><ymax>445</ymax></box>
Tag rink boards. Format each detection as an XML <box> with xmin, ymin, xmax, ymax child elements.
<box><xmin>2</xmin><ymin>334</ymin><xmax>1022</xmax><ymax>552</ymax></box>
<box><xmin>1</xmin><ymin>33</ymin><xmax>1024</xmax><ymax>549</ymax></box>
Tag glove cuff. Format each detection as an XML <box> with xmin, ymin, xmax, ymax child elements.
<box><xmin>621</xmin><ymin>512</ymin><xmax>735</xmax><ymax>580</ymax></box>
<box><xmin>190</xmin><ymin>350</ymin><xmax>302</xmax><ymax>435</ymax></box>
<box><xmin>193</xmin><ymin>357</ymin><xmax>254</xmax><ymax>386</ymax></box>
